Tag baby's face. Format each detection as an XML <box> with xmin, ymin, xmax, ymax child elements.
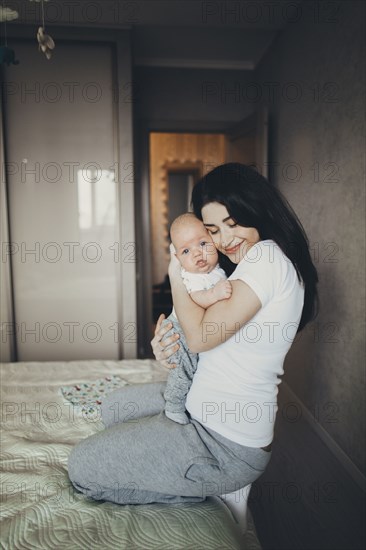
<box><xmin>172</xmin><ymin>220</ymin><xmax>218</xmax><ymax>274</ymax></box>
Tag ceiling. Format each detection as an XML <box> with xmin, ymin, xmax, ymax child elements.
<box><xmin>4</xmin><ymin>0</ymin><xmax>303</xmax><ymax>69</ymax></box>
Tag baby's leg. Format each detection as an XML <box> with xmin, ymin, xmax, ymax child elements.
<box><xmin>101</xmin><ymin>382</ymin><xmax>167</xmax><ymax>427</ymax></box>
<box><xmin>162</xmin><ymin>317</ymin><xmax>198</xmax><ymax>425</ymax></box>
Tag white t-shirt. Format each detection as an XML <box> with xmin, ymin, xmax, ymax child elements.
<box><xmin>185</xmin><ymin>240</ymin><xmax>305</xmax><ymax>447</ymax></box>
<box><xmin>171</xmin><ymin>264</ymin><xmax>227</xmax><ymax>319</ymax></box>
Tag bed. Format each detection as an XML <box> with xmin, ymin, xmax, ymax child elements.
<box><xmin>0</xmin><ymin>359</ymin><xmax>262</xmax><ymax>550</ymax></box>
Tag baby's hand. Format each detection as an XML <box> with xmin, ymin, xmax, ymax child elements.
<box><xmin>212</xmin><ymin>280</ymin><xmax>232</xmax><ymax>301</ymax></box>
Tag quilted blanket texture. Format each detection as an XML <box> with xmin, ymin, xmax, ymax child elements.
<box><xmin>0</xmin><ymin>359</ymin><xmax>261</xmax><ymax>550</ymax></box>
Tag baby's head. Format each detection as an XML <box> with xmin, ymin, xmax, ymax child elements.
<box><xmin>170</xmin><ymin>213</ymin><xmax>218</xmax><ymax>274</ymax></box>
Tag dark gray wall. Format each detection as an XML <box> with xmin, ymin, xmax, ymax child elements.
<box><xmin>133</xmin><ymin>67</ymin><xmax>256</xmax><ymax>127</ymax></box>
<box><xmin>255</xmin><ymin>1</ymin><xmax>365</xmax><ymax>473</ymax></box>
<box><xmin>133</xmin><ymin>1</ymin><xmax>365</xmax><ymax>473</ymax></box>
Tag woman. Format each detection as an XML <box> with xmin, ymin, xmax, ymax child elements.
<box><xmin>68</xmin><ymin>163</ymin><xmax>318</xmax><ymax>525</ymax></box>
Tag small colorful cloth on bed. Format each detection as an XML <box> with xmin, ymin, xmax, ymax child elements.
<box><xmin>60</xmin><ymin>375</ymin><xmax>127</xmax><ymax>418</ymax></box>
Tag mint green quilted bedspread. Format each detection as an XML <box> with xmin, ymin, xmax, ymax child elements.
<box><xmin>0</xmin><ymin>359</ymin><xmax>261</xmax><ymax>550</ymax></box>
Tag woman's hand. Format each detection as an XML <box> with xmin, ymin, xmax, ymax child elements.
<box><xmin>150</xmin><ymin>314</ymin><xmax>180</xmax><ymax>369</ymax></box>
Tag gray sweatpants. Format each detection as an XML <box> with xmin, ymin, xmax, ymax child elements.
<box><xmin>162</xmin><ymin>315</ymin><xmax>198</xmax><ymax>417</ymax></box>
<box><xmin>67</xmin><ymin>382</ymin><xmax>271</xmax><ymax>505</ymax></box>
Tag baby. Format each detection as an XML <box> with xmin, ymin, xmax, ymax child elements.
<box><xmin>163</xmin><ymin>213</ymin><xmax>232</xmax><ymax>424</ymax></box>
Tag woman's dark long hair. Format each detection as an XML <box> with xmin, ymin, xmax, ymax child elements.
<box><xmin>191</xmin><ymin>163</ymin><xmax>318</xmax><ymax>331</ymax></box>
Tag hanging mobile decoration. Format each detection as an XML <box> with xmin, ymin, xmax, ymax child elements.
<box><xmin>37</xmin><ymin>0</ymin><xmax>55</xmax><ymax>60</ymax></box>
<box><xmin>0</xmin><ymin>1</ymin><xmax>19</xmax><ymax>65</ymax></box>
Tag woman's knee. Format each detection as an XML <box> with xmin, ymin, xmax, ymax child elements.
<box><xmin>68</xmin><ymin>442</ymin><xmax>102</xmax><ymax>498</ymax></box>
